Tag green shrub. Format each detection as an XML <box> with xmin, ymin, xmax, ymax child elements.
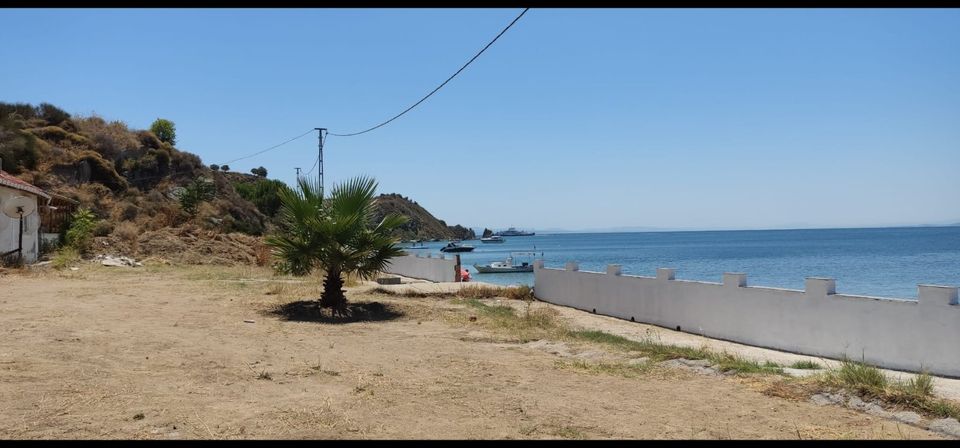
<box><xmin>38</xmin><ymin>103</ymin><xmax>71</xmax><ymax>126</ymax></box>
<box><xmin>790</xmin><ymin>360</ymin><xmax>822</xmax><ymax>370</ymax></box>
<box><xmin>0</xmin><ymin>102</ymin><xmax>38</xmax><ymax>121</ymax></box>
<box><xmin>65</xmin><ymin>207</ymin><xmax>97</xmax><ymax>255</ymax></box>
<box><xmin>149</xmin><ymin>118</ymin><xmax>176</xmax><ymax>145</ymax></box>
<box><xmin>176</xmin><ymin>177</ymin><xmax>216</xmax><ymax>216</ymax></box>
<box><xmin>0</xmin><ymin>133</ymin><xmax>39</xmax><ymax>174</ymax></box>
<box><xmin>51</xmin><ymin>247</ymin><xmax>81</xmax><ymax>270</ymax></box>
<box><xmin>233</xmin><ymin>178</ymin><xmax>291</xmax><ymax>218</ymax></box>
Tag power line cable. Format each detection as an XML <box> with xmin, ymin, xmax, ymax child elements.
<box><xmin>328</xmin><ymin>8</ymin><xmax>530</xmax><ymax>138</ymax></box>
<box><xmin>219</xmin><ymin>128</ymin><xmax>316</xmax><ymax>165</ymax></box>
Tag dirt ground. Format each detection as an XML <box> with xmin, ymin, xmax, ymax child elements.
<box><xmin>0</xmin><ymin>264</ymin><xmax>948</xmax><ymax>439</ymax></box>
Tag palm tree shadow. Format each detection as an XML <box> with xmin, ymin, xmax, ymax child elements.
<box><xmin>269</xmin><ymin>300</ymin><xmax>404</xmax><ymax>325</ymax></box>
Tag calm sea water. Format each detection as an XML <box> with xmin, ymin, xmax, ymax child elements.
<box><xmin>403</xmin><ymin>226</ymin><xmax>960</xmax><ymax>299</ymax></box>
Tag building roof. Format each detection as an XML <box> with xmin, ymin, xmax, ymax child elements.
<box><xmin>0</xmin><ymin>170</ymin><xmax>51</xmax><ymax>200</ymax></box>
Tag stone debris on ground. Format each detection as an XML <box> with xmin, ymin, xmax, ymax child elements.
<box><xmin>94</xmin><ymin>254</ymin><xmax>142</xmax><ymax>267</ymax></box>
<box><xmin>928</xmin><ymin>418</ymin><xmax>960</xmax><ymax>438</ymax></box>
<box><xmin>658</xmin><ymin>358</ymin><xmax>721</xmax><ymax>376</ymax></box>
<box><xmin>809</xmin><ymin>391</ymin><xmax>960</xmax><ymax>439</ymax></box>
<box><xmin>892</xmin><ymin>411</ymin><xmax>923</xmax><ymax>425</ymax></box>
<box><xmin>523</xmin><ymin>340</ymin><xmax>575</xmax><ymax>358</ymax></box>
<box><xmin>810</xmin><ymin>392</ymin><xmax>847</xmax><ymax>407</ymax></box>
<box><xmin>782</xmin><ymin>367</ymin><xmax>823</xmax><ymax>378</ymax></box>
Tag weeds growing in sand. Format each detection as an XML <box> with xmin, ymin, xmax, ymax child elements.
<box><xmin>554</xmin><ymin>359</ymin><xmax>652</xmax><ymax>378</ymax></box>
<box><xmin>818</xmin><ymin>359</ymin><xmax>960</xmax><ymax>419</ymax></box>
<box><xmin>377</xmin><ymin>281</ymin><xmax>960</xmax><ymax>420</ymax></box>
<box><xmin>51</xmin><ymin>247</ymin><xmax>81</xmax><ymax>270</ymax></box>
<box><xmin>790</xmin><ymin>360</ymin><xmax>823</xmax><ymax>370</ymax></box>
<box><xmin>567</xmin><ymin>330</ymin><xmax>783</xmax><ymax>375</ymax></box>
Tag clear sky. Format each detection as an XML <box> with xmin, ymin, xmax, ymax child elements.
<box><xmin>2</xmin><ymin>8</ymin><xmax>958</xmax><ymax>231</ymax></box>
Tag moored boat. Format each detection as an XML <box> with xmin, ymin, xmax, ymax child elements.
<box><xmin>480</xmin><ymin>235</ymin><xmax>505</xmax><ymax>243</ymax></box>
<box><xmin>473</xmin><ymin>252</ymin><xmax>538</xmax><ymax>273</ymax></box>
<box><xmin>440</xmin><ymin>242</ymin><xmax>475</xmax><ymax>253</ymax></box>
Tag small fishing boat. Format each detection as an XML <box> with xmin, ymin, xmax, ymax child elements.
<box><xmin>480</xmin><ymin>235</ymin><xmax>505</xmax><ymax>244</ymax></box>
<box><xmin>474</xmin><ymin>252</ymin><xmax>538</xmax><ymax>273</ymax></box>
<box><xmin>440</xmin><ymin>242</ymin><xmax>475</xmax><ymax>253</ymax></box>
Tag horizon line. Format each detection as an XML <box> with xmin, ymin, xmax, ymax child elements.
<box><xmin>471</xmin><ymin>223</ymin><xmax>960</xmax><ymax>235</ymax></box>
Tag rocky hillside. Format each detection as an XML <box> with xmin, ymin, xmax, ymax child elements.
<box><xmin>0</xmin><ymin>101</ymin><xmax>474</xmax><ymax>263</ymax></box>
<box><xmin>0</xmin><ymin>102</ymin><xmax>271</xmax><ymax>235</ymax></box>
<box><xmin>373</xmin><ymin>194</ymin><xmax>475</xmax><ymax>241</ymax></box>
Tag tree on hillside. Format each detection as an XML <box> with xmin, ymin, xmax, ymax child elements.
<box><xmin>149</xmin><ymin>118</ymin><xmax>176</xmax><ymax>146</ymax></box>
<box><xmin>233</xmin><ymin>178</ymin><xmax>291</xmax><ymax>218</ymax></box>
<box><xmin>38</xmin><ymin>103</ymin><xmax>71</xmax><ymax>126</ymax></box>
<box><xmin>209</xmin><ymin>164</ymin><xmax>220</xmax><ymax>171</ymax></box>
<box><xmin>251</xmin><ymin>166</ymin><xmax>267</xmax><ymax>177</ymax></box>
<box><xmin>220</xmin><ymin>164</ymin><xmax>230</xmax><ymax>172</ymax></box>
<box><xmin>266</xmin><ymin>176</ymin><xmax>408</xmax><ymax>316</ymax></box>
<box><xmin>175</xmin><ymin>176</ymin><xmax>216</xmax><ymax>217</ymax></box>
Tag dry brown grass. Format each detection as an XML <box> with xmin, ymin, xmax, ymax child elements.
<box><xmin>113</xmin><ymin>221</ymin><xmax>139</xmax><ymax>245</ymax></box>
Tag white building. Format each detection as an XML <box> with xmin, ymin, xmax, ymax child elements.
<box><xmin>0</xmin><ymin>170</ymin><xmax>50</xmax><ymax>264</ymax></box>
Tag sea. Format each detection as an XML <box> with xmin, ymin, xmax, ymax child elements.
<box><xmin>402</xmin><ymin>226</ymin><xmax>960</xmax><ymax>299</ymax></box>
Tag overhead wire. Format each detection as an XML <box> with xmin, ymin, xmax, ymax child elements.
<box><xmin>218</xmin><ymin>128</ymin><xmax>316</xmax><ymax>166</ymax></box>
<box><xmin>327</xmin><ymin>8</ymin><xmax>530</xmax><ymax>138</ymax></box>
<box><xmin>200</xmin><ymin>8</ymin><xmax>530</xmax><ymax>175</ymax></box>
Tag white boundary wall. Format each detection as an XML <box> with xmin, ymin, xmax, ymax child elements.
<box><xmin>533</xmin><ymin>260</ymin><xmax>960</xmax><ymax>378</ymax></box>
<box><xmin>383</xmin><ymin>253</ymin><xmax>459</xmax><ymax>283</ymax></box>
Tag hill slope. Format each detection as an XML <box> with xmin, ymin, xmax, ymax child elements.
<box><xmin>0</xmin><ymin>101</ymin><xmax>474</xmax><ymax>264</ymax></box>
<box><xmin>373</xmin><ymin>194</ymin><xmax>475</xmax><ymax>241</ymax></box>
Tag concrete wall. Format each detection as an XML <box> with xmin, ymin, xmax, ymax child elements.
<box><xmin>534</xmin><ymin>260</ymin><xmax>960</xmax><ymax>378</ymax></box>
<box><xmin>383</xmin><ymin>253</ymin><xmax>460</xmax><ymax>283</ymax></box>
<box><xmin>0</xmin><ymin>186</ymin><xmax>41</xmax><ymax>263</ymax></box>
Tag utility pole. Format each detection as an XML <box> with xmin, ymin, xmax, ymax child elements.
<box><xmin>295</xmin><ymin>167</ymin><xmax>301</xmax><ymax>178</ymax></box>
<box><xmin>315</xmin><ymin>127</ymin><xmax>327</xmax><ymax>193</ymax></box>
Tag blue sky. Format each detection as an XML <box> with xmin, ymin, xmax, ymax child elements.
<box><xmin>2</xmin><ymin>8</ymin><xmax>958</xmax><ymax>231</ymax></box>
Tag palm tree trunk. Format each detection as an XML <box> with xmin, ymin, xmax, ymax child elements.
<box><xmin>320</xmin><ymin>268</ymin><xmax>347</xmax><ymax>316</ymax></box>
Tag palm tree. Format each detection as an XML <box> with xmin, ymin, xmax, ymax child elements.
<box><xmin>265</xmin><ymin>176</ymin><xmax>408</xmax><ymax>316</ymax></box>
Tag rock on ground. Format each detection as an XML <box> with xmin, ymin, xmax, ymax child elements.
<box><xmin>782</xmin><ymin>367</ymin><xmax>822</xmax><ymax>378</ymax></box>
<box><xmin>892</xmin><ymin>411</ymin><xmax>923</xmax><ymax>425</ymax></box>
<box><xmin>811</xmin><ymin>393</ymin><xmax>846</xmax><ymax>406</ymax></box>
<box><xmin>928</xmin><ymin>418</ymin><xmax>960</xmax><ymax>438</ymax></box>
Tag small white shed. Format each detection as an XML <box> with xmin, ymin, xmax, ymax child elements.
<box><xmin>0</xmin><ymin>170</ymin><xmax>50</xmax><ymax>264</ymax></box>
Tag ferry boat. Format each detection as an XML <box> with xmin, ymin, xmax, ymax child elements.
<box><xmin>494</xmin><ymin>227</ymin><xmax>535</xmax><ymax>237</ymax></box>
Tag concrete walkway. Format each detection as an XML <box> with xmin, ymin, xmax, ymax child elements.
<box><xmin>363</xmin><ymin>275</ymin><xmax>501</xmax><ymax>294</ymax></box>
